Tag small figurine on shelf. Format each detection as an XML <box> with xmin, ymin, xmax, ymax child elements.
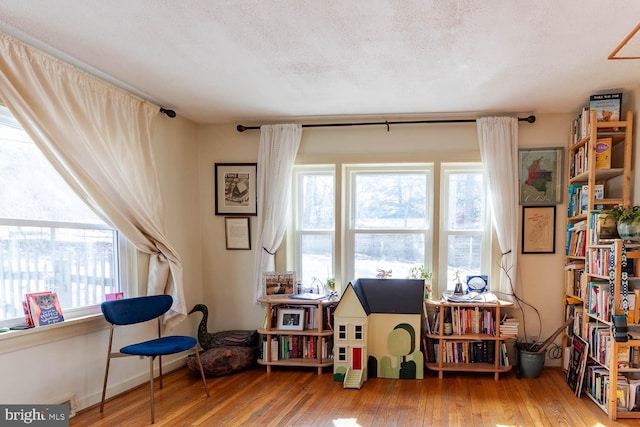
<box><xmin>453</xmin><ymin>271</ymin><xmax>464</xmax><ymax>296</ymax></box>
<box><xmin>376</xmin><ymin>268</ymin><xmax>392</xmax><ymax>279</ymax></box>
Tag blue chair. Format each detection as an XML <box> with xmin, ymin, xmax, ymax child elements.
<box><xmin>100</xmin><ymin>295</ymin><xmax>209</xmax><ymax>423</ymax></box>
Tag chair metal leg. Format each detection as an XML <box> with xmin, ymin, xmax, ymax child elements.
<box><xmin>149</xmin><ymin>356</ymin><xmax>155</xmax><ymax>424</ymax></box>
<box><xmin>193</xmin><ymin>349</ymin><xmax>210</xmax><ymax>397</ymax></box>
<box><xmin>100</xmin><ymin>327</ymin><xmax>115</xmax><ymax>413</ymax></box>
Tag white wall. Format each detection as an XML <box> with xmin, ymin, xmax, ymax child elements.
<box><xmin>198</xmin><ymin>113</ymin><xmax>574</xmax><ymax>370</ymax></box>
<box><xmin>0</xmin><ymin>114</ymin><xmax>203</xmax><ymax>411</ymax></box>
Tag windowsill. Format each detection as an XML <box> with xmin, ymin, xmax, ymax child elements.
<box><xmin>0</xmin><ymin>313</ymin><xmax>108</xmax><ymax>355</ymax></box>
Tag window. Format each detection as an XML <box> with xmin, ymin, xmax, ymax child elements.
<box><xmin>290</xmin><ymin>161</ymin><xmax>489</xmax><ymax>296</ymax></box>
<box><xmin>292</xmin><ymin>166</ymin><xmax>335</xmax><ymax>285</ymax></box>
<box><xmin>338</xmin><ymin>324</ymin><xmax>346</xmax><ymax>340</ymax></box>
<box><xmin>355</xmin><ymin>324</ymin><xmax>363</xmax><ymax>340</ymax></box>
<box><xmin>346</xmin><ymin>165</ymin><xmax>433</xmax><ymax>280</ymax></box>
<box><xmin>337</xmin><ymin>347</ymin><xmax>346</xmax><ymax>362</ymax></box>
<box><xmin>439</xmin><ymin>163</ymin><xmax>490</xmax><ymax>291</ymax></box>
<box><xmin>0</xmin><ymin>106</ymin><xmax>130</xmax><ymax>326</ymax></box>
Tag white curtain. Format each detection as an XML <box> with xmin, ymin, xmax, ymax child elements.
<box><xmin>476</xmin><ymin>117</ymin><xmax>520</xmax><ymax>299</ymax></box>
<box><xmin>252</xmin><ymin>124</ymin><xmax>302</xmax><ymax>301</ymax></box>
<box><xmin>0</xmin><ymin>32</ymin><xmax>187</xmax><ymax>327</ymax></box>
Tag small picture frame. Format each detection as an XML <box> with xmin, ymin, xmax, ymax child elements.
<box><xmin>522</xmin><ymin>205</ymin><xmax>556</xmax><ymax>254</ymax></box>
<box><xmin>214</xmin><ymin>163</ymin><xmax>257</xmax><ymax>215</ymax></box>
<box><xmin>277</xmin><ymin>308</ymin><xmax>305</xmax><ymax>331</ymax></box>
<box><xmin>263</xmin><ymin>271</ymin><xmax>295</xmax><ymax>297</ymax></box>
<box><xmin>518</xmin><ymin>147</ymin><xmax>564</xmax><ymax>205</ymax></box>
<box><xmin>225</xmin><ymin>217</ymin><xmax>251</xmax><ymax>250</ymax></box>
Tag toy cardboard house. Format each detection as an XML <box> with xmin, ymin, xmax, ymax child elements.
<box><xmin>333</xmin><ymin>278</ymin><xmax>424</xmax><ymax>387</ymax></box>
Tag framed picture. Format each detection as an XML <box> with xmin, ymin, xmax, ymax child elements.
<box><xmin>518</xmin><ymin>147</ymin><xmax>564</xmax><ymax>205</ymax></box>
<box><xmin>522</xmin><ymin>206</ymin><xmax>556</xmax><ymax>254</ymax></box>
<box><xmin>277</xmin><ymin>308</ymin><xmax>305</xmax><ymax>331</ymax></box>
<box><xmin>214</xmin><ymin>163</ymin><xmax>257</xmax><ymax>215</ymax></box>
<box><xmin>224</xmin><ymin>217</ymin><xmax>251</xmax><ymax>250</ymax></box>
<box><xmin>263</xmin><ymin>271</ymin><xmax>295</xmax><ymax>297</ymax></box>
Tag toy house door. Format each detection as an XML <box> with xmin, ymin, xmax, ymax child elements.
<box><xmin>352</xmin><ymin>347</ymin><xmax>362</xmax><ymax>369</ymax></box>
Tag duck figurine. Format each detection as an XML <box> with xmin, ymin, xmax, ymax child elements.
<box><xmin>188</xmin><ymin>304</ymin><xmax>258</xmax><ymax>350</ymax></box>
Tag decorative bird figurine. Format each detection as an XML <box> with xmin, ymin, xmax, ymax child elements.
<box><xmin>188</xmin><ymin>304</ymin><xmax>258</xmax><ymax>350</ymax></box>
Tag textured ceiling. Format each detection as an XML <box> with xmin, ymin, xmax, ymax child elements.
<box><xmin>0</xmin><ymin>1</ymin><xmax>638</xmax><ymax>124</ymax></box>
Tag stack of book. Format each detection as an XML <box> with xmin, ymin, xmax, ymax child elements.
<box><xmin>499</xmin><ymin>317</ymin><xmax>519</xmax><ymax>338</ymax></box>
<box><xmin>23</xmin><ymin>291</ymin><xmax>64</xmax><ymax>327</ymax></box>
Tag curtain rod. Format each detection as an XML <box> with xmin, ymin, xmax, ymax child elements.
<box><xmin>236</xmin><ymin>115</ymin><xmax>535</xmax><ymax>132</ymax></box>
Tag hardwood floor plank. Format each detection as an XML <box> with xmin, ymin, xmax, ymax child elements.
<box><xmin>72</xmin><ymin>365</ymin><xmax>640</xmax><ymax>426</ymax></box>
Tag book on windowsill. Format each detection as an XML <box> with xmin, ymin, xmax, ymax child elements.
<box><xmin>23</xmin><ymin>291</ymin><xmax>54</xmax><ymax>327</ymax></box>
<box><xmin>28</xmin><ymin>292</ymin><xmax>64</xmax><ymax>326</ymax></box>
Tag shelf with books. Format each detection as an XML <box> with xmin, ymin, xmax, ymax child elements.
<box><xmin>580</xmin><ymin>241</ymin><xmax>640</xmax><ymax>420</ymax></box>
<box><xmin>562</xmin><ymin>107</ymin><xmax>634</xmax><ymax>374</ymax></box>
<box><xmin>423</xmin><ymin>299</ymin><xmax>513</xmax><ymax>380</ymax></box>
<box><xmin>257</xmin><ymin>296</ymin><xmax>337</xmax><ymax>374</ymax></box>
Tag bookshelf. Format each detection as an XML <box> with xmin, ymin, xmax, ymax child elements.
<box><xmin>562</xmin><ymin>109</ymin><xmax>634</xmax><ymax>370</ymax></box>
<box><xmin>257</xmin><ymin>296</ymin><xmax>337</xmax><ymax>374</ymax></box>
<box><xmin>582</xmin><ymin>241</ymin><xmax>640</xmax><ymax>420</ymax></box>
<box><xmin>423</xmin><ymin>299</ymin><xmax>513</xmax><ymax>380</ymax></box>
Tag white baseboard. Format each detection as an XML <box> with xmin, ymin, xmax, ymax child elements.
<box><xmin>76</xmin><ymin>356</ymin><xmax>188</xmax><ymax>412</ymax></box>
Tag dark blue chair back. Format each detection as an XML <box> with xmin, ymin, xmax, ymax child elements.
<box><xmin>101</xmin><ymin>294</ymin><xmax>172</xmax><ymax>325</ymax></box>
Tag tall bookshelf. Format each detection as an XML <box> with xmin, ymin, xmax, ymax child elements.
<box><xmin>562</xmin><ymin>106</ymin><xmax>637</xmax><ymax>418</ymax></box>
<box><xmin>562</xmin><ymin>109</ymin><xmax>634</xmax><ymax>370</ymax></box>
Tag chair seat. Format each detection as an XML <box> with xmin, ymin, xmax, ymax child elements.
<box><xmin>120</xmin><ymin>335</ymin><xmax>197</xmax><ymax>356</ymax></box>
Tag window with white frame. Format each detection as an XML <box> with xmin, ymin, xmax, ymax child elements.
<box><xmin>0</xmin><ymin>106</ymin><xmax>133</xmax><ymax>326</ymax></box>
<box><xmin>292</xmin><ymin>166</ymin><xmax>335</xmax><ymax>286</ymax></box>
<box><xmin>345</xmin><ymin>165</ymin><xmax>433</xmax><ymax>281</ymax></box>
<box><xmin>337</xmin><ymin>346</ymin><xmax>346</xmax><ymax>362</ymax></box>
<box><xmin>438</xmin><ymin>163</ymin><xmax>490</xmax><ymax>292</ymax></box>
<box><xmin>338</xmin><ymin>324</ymin><xmax>346</xmax><ymax>340</ymax></box>
<box><xmin>354</xmin><ymin>324</ymin><xmax>363</xmax><ymax>340</ymax></box>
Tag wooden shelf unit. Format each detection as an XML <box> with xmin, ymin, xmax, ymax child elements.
<box><xmin>585</xmin><ymin>242</ymin><xmax>640</xmax><ymax>420</ymax></box>
<box><xmin>562</xmin><ymin>109</ymin><xmax>634</xmax><ymax>370</ymax></box>
<box><xmin>424</xmin><ymin>299</ymin><xmax>513</xmax><ymax>380</ymax></box>
<box><xmin>257</xmin><ymin>296</ymin><xmax>337</xmax><ymax>375</ymax></box>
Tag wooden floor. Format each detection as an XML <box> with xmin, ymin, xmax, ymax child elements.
<box><xmin>72</xmin><ymin>365</ymin><xmax>640</xmax><ymax>427</ymax></box>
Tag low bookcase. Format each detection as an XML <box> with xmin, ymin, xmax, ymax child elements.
<box><xmin>424</xmin><ymin>299</ymin><xmax>513</xmax><ymax>380</ymax></box>
<box><xmin>257</xmin><ymin>296</ymin><xmax>337</xmax><ymax>374</ymax></box>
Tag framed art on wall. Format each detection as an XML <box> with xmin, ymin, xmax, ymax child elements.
<box><xmin>522</xmin><ymin>205</ymin><xmax>556</xmax><ymax>254</ymax></box>
<box><xmin>214</xmin><ymin>163</ymin><xmax>257</xmax><ymax>215</ymax></box>
<box><xmin>224</xmin><ymin>217</ymin><xmax>251</xmax><ymax>250</ymax></box>
<box><xmin>518</xmin><ymin>147</ymin><xmax>564</xmax><ymax>205</ymax></box>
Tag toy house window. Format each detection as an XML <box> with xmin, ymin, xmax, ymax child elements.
<box><xmin>355</xmin><ymin>325</ymin><xmax>363</xmax><ymax>340</ymax></box>
<box><xmin>337</xmin><ymin>347</ymin><xmax>346</xmax><ymax>361</ymax></box>
<box><xmin>338</xmin><ymin>324</ymin><xmax>347</xmax><ymax>339</ymax></box>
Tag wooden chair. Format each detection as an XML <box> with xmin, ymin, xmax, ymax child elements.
<box><xmin>100</xmin><ymin>295</ymin><xmax>209</xmax><ymax>423</ymax></box>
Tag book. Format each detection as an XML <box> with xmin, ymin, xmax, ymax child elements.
<box><xmin>579</xmin><ymin>185</ymin><xmax>603</xmax><ymax>215</ymax></box>
<box><xmin>23</xmin><ymin>291</ymin><xmax>54</xmax><ymax>327</ymax></box>
<box><xmin>594</xmin><ymin>137</ymin><xmax>612</xmax><ymax>169</ymax></box>
<box><xmin>590</xmin><ymin>93</ymin><xmax>622</xmax><ymax>131</ymax></box>
<box><xmin>28</xmin><ymin>292</ymin><xmax>64</xmax><ymax>326</ymax></box>
<box><xmin>566</xmin><ymin>335</ymin><xmax>589</xmax><ymax>397</ymax></box>
<box><xmin>105</xmin><ymin>292</ymin><xmax>124</xmax><ymax>301</ymax></box>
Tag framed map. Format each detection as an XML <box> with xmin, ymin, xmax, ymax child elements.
<box><xmin>518</xmin><ymin>147</ymin><xmax>563</xmax><ymax>205</ymax></box>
